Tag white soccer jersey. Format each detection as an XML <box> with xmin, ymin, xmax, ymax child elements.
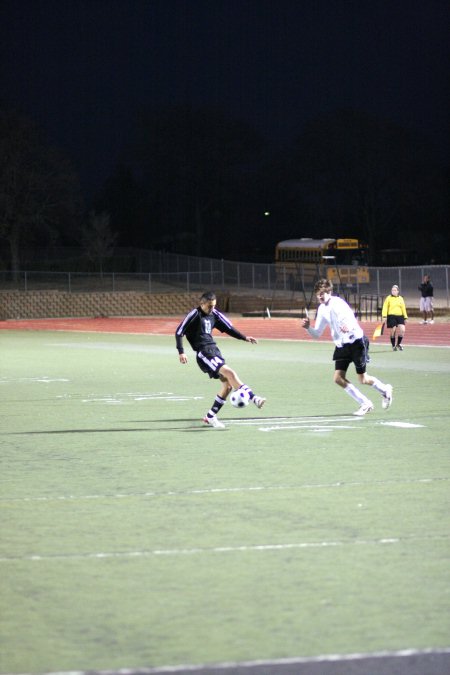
<box><xmin>307</xmin><ymin>295</ymin><xmax>363</xmax><ymax>347</ymax></box>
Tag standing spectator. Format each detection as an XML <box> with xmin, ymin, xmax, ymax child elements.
<box><xmin>381</xmin><ymin>285</ymin><xmax>408</xmax><ymax>351</ymax></box>
<box><xmin>418</xmin><ymin>274</ymin><xmax>434</xmax><ymax>324</ymax></box>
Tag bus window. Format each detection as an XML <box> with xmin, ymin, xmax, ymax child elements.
<box><xmin>275</xmin><ymin>238</ymin><xmax>370</xmax><ymax>286</ymax></box>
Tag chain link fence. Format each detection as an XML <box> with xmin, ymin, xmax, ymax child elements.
<box><xmin>1</xmin><ymin>249</ymin><xmax>449</xmax><ymax>310</ymax></box>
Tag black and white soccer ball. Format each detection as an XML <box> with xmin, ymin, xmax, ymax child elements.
<box><xmin>230</xmin><ymin>388</ymin><xmax>251</xmax><ymax>408</ymax></box>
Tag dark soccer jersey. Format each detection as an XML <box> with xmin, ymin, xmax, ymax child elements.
<box><xmin>175</xmin><ymin>307</ymin><xmax>246</xmax><ymax>353</ymax></box>
<box><xmin>419</xmin><ymin>281</ymin><xmax>433</xmax><ymax>298</ymax></box>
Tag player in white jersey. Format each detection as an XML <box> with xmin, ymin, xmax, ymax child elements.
<box><xmin>301</xmin><ymin>279</ymin><xmax>393</xmax><ymax>416</ymax></box>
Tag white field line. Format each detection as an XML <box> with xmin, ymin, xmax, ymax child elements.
<box><xmin>0</xmin><ymin>477</ymin><xmax>447</xmax><ymax>504</ymax></box>
<box><xmin>54</xmin><ymin>331</ymin><xmax>450</xmax><ymax>349</ymax></box>
<box><xmin>254</xmin><ymin>336</ymin><xmax>450</xmax><ymax>349</ymax></box>
<box><xmin>258</xmin><ymin>422</ymin><xmax>425</xmax><ymax>431</ymax></box>
<box><xmin>203</xmin><ymin>417</ymin><xmax>413</xmax><ymax>430</ymax></box>
<box><xmin>0</xmin><ymin>533</ymin><xmax>448</xmax><ymax>563</ymax></box>
<box><xmin>3</xmin><ymin>328</ymin><xmax>449</xmax><ymax>349</ymax></box>
<box><xmin>0</xmin><ymin>376</ymin><xmax>70</xmax><ymax>384</ymax></box>
<box><xmin>229</xmin><ymin>415</ymin><xmax>361</xmax><ymax>425</ymax></box>
<box><xmin>227</xmin><ymin>416</ymin><xmax>425</xmax><ymax>431</ymax></box>
<box><xmin>16</xmin><ymin>647</ymin><xmax>450</xmax><ymax>674</ymax></box>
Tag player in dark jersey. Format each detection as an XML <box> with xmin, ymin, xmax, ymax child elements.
<box><xmin>175</xmin><ymin>291</ymin><xmax>266</xmax><ymax>428</ymax></box>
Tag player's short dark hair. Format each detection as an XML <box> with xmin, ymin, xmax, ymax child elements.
<box><xmin>200</xmin><ymin>291</ymin><xmax>216</xmax><ymax>302</ymax></box>
<box><xmin>314</xmin><ymin>278</ymin><xmax>333</xmax><ymax>294</ymax></box>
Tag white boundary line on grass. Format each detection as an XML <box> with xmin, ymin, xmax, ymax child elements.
<box><xmin>226</xmin><ymin>415</ymin><xmax>425</xmax><ymax>429</ymax></box>
<box><xmin>0</xmin><ymin>533</ymin><xmax>447</xmax><ymax>563</ymax></box>
<box><xmin>1</xmin><ymin>476</ymin><xmax>447</xmax><ymax>503</ymax></box>
<box><xmin>11</xmin><ymin>647</ymin><xmax>450</xmax><ymax>674</ymax></box>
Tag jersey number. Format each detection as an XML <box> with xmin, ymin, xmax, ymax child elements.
<box><xmin>210</xmin><ymin>356</ymin><xmax>223</xmax><ymax>368</ymax></box>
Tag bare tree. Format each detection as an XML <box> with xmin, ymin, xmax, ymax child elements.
<box><xmin>81</xmin><ymin>211</ymin><xmax>117</xmax><ymax>276</ymax></box>
<box><xmin>129</xmin><ymin>105</ymin><xmax>265</xmax><ymax>257</ymax></box>
<box><xmin>0</xmin><ymin>109</ymin><xmax>82</xmax><ymax>276</ymax></box>
<box><xmin>286</xmin><ymin>110</ymin><xmax>444</xmax><ymax>260</ymax></box>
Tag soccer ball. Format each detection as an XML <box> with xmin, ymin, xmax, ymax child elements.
<box><xmin>230</xmin><ymin>387</ymin><xmax>251</xmax><ymax>408</ymax></box>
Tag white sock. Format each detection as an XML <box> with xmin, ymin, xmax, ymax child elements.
<box><xmin>345</xmin><ymin>383</ymin><xmax>370</xmax><ymax>405</ymax></box>
<box><xmin>371</xmin><ymin>378</ymin><xmax>387</xmax><ymax>395</ymax></box>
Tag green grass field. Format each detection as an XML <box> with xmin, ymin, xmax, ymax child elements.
<box><xmin>1</xmin><ymin>330</ymin><xmax>449</xmax><ymax>674</ymax></box>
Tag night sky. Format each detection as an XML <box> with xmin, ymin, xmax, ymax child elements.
<box><xmin>1</xmin><ymin>0</ymin><xmax>449</xmax><ymax>200</ymax></box>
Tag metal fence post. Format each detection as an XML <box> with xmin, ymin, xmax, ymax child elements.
<box><xmin>3</xmin><ymin>259</ymin><xmax>449</xmax><ymax>309</ymax></box>
<box><xmin>446</xmin><ymin>267</ymin><xmax>449</xmax><ymax>308</ymax></box>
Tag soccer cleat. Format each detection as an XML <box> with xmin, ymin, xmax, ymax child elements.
<box><xmin>397</xmin><ymin>345</ymin><xmax>404</xmax><ymax>351</ymax></box>
<box><xmin>392</xmin><ymin>346</ymin><xmax>397</xmax><ymax>351</ymax></box>
<box><xmin>252</xmin><ymin>395</ymin><xmax>266</xmax><ymax>409</ymax></box>
<box><xmin>353</xmin><ymin>401</ymin><xmax>374</xmax><ymax>416</ymax></box>
<box><xmin>382</xmin><ymin>384</ymin><xmax>393</xmax><ymax>410</ymax></box>
<box><xmin>420</xmin><ymin>320</ymin><xmax>427</xmax><ymax>324</ymax></box>
<box><xmin>428</xmin><ymin>320</ymin><xmax>434</xmax><ymax>324</ymax></box>
<box><xmin>203</xmin><ymin>415</ymin><xmax>225</xmax><ymax>429</ymax></box>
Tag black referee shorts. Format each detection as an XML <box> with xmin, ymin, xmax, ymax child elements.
<box><xmin>386</xmin><ymin>315</ymin><xmax>405</xmax><ymax>328</ymax></box>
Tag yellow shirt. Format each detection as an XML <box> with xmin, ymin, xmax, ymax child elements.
<box><xmin>382</xmin><ymin>294</ymin><xmax>408</xmax><ymax>319</ymax></box>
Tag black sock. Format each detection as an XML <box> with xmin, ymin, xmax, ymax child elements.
<box><xmin>390</xmin><ymin>337</ymin><xmax>395</xmax><ymax>347</ymax></box>
<box><xmin>207</xmin><ymin>395</ymin><xmax>226</xmax><ymax>418</ymax></box>
<box><xmin>397</xmin><ymin>336</ymin><xmax>403</xmax><ymax>346</ymax></box>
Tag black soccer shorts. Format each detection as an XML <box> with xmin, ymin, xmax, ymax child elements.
<box><xmin>333</xmin><ymin>337</ymin><xmax>369</xmax><ymax>375</ymax></box>
<box><xmin>196</xmin><ymin>345</ymin><xmax>226</xmax><ymax>379</ymax></box>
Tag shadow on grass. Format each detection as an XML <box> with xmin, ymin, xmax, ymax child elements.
<box><xmin>4</xmin><ymin>413</ymin><xmax>361</xmax><ymax>435</ymax></box>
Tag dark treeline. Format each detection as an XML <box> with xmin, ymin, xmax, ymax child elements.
<box><xmin>1</xmin><ymin>105</ymin><xmax>448</xmax><ymax>272</ymax></box>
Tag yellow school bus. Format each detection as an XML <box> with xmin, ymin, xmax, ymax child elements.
<box><xmin>275</xmin><ymin>238</ymin><xmax>370</xmax><ymax>286</ymax></box>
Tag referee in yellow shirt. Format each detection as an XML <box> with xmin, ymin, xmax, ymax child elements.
<box><xmin>382</xmin><ymin>285</ymin><xmax>408</xmax><ymax>351</ymax></box>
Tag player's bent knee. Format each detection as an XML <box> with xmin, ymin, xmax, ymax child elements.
<box><xmin>219</xmin><ymin>365</ymin><xmax>239</xmax><ymax>385</ymax></box>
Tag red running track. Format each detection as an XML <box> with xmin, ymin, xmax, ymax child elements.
<box><xmin>1</xmin><ymin>316</ymin><xmax>449</xmax><ymax>347</ymax></box>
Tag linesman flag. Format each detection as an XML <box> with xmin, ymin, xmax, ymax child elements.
<box><xmin>372</xmin><ymin>322</ymin><xmax>385</xmax><ymax>339</ymax></box>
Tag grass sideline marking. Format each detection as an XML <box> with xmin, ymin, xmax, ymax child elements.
<box><xmin>1</xmin><ymin>533</ymin><xmax>448</xmax><ymax>563</ymax></box>
<box><xmin>0</xmin><ymin>415</ymin><xmax>428</xmax><ymax>436</ymax></box>
<box><xmin>226</xmin><ymin>415</ymin><xmax>426</xmax><ymax>432</ymax></box>
<box><xmin>0</xmin><ymin>376</ymin><xmax>70</xmax><ymax>384</ymax></box>
<box><xmin>81</xmin><ymin>392</ymin><xmax>204</xmax><ymax>403</ymax></box>
<box><xmin>1</xmin><ymin>477</ymin><xmax>447</xmax><ymax>503</ymax></box>
<box><xmin>16</xmin><ymin>647</ymin><xmax>450</xmax><ymax>674</ymax></box>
